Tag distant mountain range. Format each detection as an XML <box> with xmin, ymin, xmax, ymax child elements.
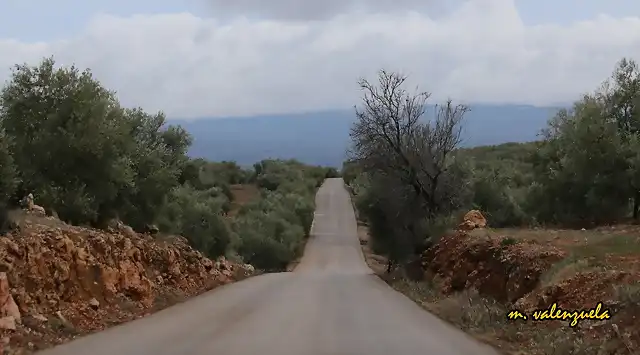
<box><xmin>169</xmin><ymin>104</ymin><xmax>563</xmax><ymax>168</ymax></box>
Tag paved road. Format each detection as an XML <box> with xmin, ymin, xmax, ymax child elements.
<box><xmin>38</xmin><ymin>178</ymin><xmax>499</xmax><ymax>355</ymax></box>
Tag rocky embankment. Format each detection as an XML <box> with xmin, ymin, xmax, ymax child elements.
<box><xmin>422</xmin><ymin>221</ymin><xmax>566</xmax><ymax>303</ymax></box>
<box><xmin>420</xmin><ymin>210</ymin><xmax>640</xmax><ymax>352</ymax></box>
<box><xmin>0</xmin><ymin>217</ymin><xmax>254</xmax><ymax>354</ymax></box>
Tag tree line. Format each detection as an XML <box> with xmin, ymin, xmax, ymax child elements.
<box><xmin>345</xmin><ymin>59</ymin><xmax>640</xmax><ymax>269</ymax></box>
<box><xmin>0</xmin><ymin>57</ymin><xmax>337</xmax><ymax>271</ymax></box>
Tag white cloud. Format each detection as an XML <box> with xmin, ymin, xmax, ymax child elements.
<box><xmin>197</xmin><ymin>0</ymin><xmax>461</xmax><ymax>21</ymax></box>
<box><xmin>1</xmin><ymin>0</ymin><xmax>640</xmax><ymax>118</ymax></box>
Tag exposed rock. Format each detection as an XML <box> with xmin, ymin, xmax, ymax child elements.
<box><xmin>242</xmin><ymin>264</ymin><xmax>255</xmax><ymax>274</ymax></box>
<box><xmin>0</xmin><ymin>272</ymin><xmax>21</xmax><ymax>323</ymax></box>
<box><xmin>145</xmin><ymin>224</ymin><xmax>159</xmax><ymax>236</ymax></box>
<box><xmin>215</xmin><ymin>256</ymin><xmax>231</xmax><ymax>271</ymax></box>
<box><xmin>416</xmin><ymin>213</ymin><xmax>640</xmax><ymax>354</ymax></box>
<box><xmin>421</xmin><ymin>232</ymin><xmax>566</xmax><ymax>303</ymax></box>
<box><xmin>107</xmin><ymin>219</ymin><xmax>136</xmax><ymax>239</ymax></box>
<box><xmin>0</xmin><ymin>219</ymin><xmax>255</xmax><ymax>352</ymax></box>
<box><xmin>31</xmin><ymin>313</ymin><xmax>48</xmax><ymax>322</ymax></box>
<box><xmin>457</xmin><ymin>210</ymin><xmax>487</xmax><ymax>231</ymax></box>
<box><xmin>23</xmin><ymin>193</ymin><xmax>46</xmax><ymax>217</ymax></box>
<box><xmin>0</xmin><ymin>316</ymin><xmax>16</xmax><ymax>330</ymax></box>
<box><xmin>516</xmin><ymin>270</ymin><xmax>640</xmax><ymax>311</ymax></box>
<box><xmin>88</xmin><ymin>298</ymin><xmax>99</xmax><ymax>309</ymax></box>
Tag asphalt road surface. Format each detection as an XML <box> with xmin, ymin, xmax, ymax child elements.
<box><xmin>38</xmin><ymin>178</ymin><xmax>499</xmax><ymax>355</ymax></box>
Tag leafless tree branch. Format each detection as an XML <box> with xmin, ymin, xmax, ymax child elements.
<box><xmin>348</xmin><ymin>69</ymin><xmax>468</xmax><ymax>218</ymax></box>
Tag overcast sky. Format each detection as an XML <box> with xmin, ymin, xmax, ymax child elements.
<box><xmin>1</xmin><ymin>0</ymin><xmax>639</xmax><ymax>118</ymax></box>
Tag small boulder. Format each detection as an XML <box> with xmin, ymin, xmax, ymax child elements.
<box><xmin>242</xmin><ymin>264</ymin><xmax>255</xmax><ymax>274</ymax></box>
<box><xmin>145</xmin><ymin>224</ymin><xmax>159</xmax><ymax>236</ymax></box>
<box><xmin>88</xmin><ymin>298</ymin><xmax>99</xmax><ymax>309</ymax></box>
<box><xmin>457</xmin><ymin>210</ymin><xmax>487</xmax><ymax>231</ymax></box>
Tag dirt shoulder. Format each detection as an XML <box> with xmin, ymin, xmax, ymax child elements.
<box><xmin>358</xmin><ymin>221</ymin><xmax>640</xmax><ymax>355</ymax></box>
<box><xmin>0</xmin><ymin>213</ymin><xmax>255</xmax><ymax>354</ymax></box>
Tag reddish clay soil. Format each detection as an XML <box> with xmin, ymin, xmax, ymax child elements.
<box><xmin>0</xmin><ymin>218</ymin><xmax>254</xmax><ymax>354</ymax></box>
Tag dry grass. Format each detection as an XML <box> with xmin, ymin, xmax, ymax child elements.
<box><xmin>540</xmin><ymin>256</ymin><xmax>599</xmax><ymax>286</ymax></box>
<box><xmin>357</xmin><ymin>224</ymin><xmax>388</xmax><ymax>275</ymax></box>
<box><xmin>474</xmin><ymin>225</ymin><xmax>640</xmax><ymax>254</ymax></box>
<box><xmin>614</xmin><ymin>281</ymin><xmax>640</xmax><ymax>308</ymax></box>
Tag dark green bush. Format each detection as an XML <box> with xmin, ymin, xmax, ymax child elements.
<box><xmin>231</xmin><ymin>159</ymin><xmax>322</xmax><ymax>270</ymax></box>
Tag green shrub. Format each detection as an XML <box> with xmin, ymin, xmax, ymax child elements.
<box><xmin>0</xmin><ymin>58</ymin><xmax>190</xmax><ymax>227</ymax></box>
<box><xmin>233</xmin><ymin>211</ymin><xmax>301</xmax><ymax>271</ymax></box>
<box><xmin>230</xmin><ymin>159</ymin><xmax>322</xmax><ymax>270</ymax></box>
<box><xmin>0</xmin><ymin>132</ymin><xmax>17</xmax><ymax>207</ymax></box>
<box><xmin>325</xmin><ymin>167</ymin><xmax>340</xmax><ymax>178</ymax></box>
<box><xmin>181</xmin><ymin>204</ymin><xmax>230</xmax><ymax>258</ymax></box>
<box><xmin>155</xmin><ymin>185</ymin><xmax>231</xmax><ymax>258</ymax></box>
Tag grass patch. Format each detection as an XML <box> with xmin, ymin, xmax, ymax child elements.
<box><xmin>391</xmin><ymin>278</ymin><xmax>440</xmax><ymax>304</ymax></box>
<box><xmin>47</xmin><ymin>315</ymin><xmax>78</xmax><ymax>336</ymax></box>
<box><xmin>436</xmin><ymin>289</ymin><xmax>510</xmax><ymax>332</ymax></box>
<box><xmin>614</xmin><ymin>281</ymin><xmax>640</xmax><ymax>307</ymax></box>
<box><xmin>539</xmin><ymin>255</ymin><xmax>603</xmax><ymax>286</ymax></box>
<box><xmin>527</xmin><ymin>327</ymin><xmax>610</xmax><ymax>355</ymax></box>
<box><xmin>571</xmin><ymin>234</ymin><xmax>640</xmax><ymax>258</ymax></box>
<box><xmin>500</xmin><ymin>237</ymin><xmax>518</xmax><ymax>247</ymax></box>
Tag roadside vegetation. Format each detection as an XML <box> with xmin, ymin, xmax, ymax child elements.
<box><xmin>345</xmin><ymin>60</ymin><xmax>640</xmax><ymax>354</ymax></box>
<box><xmin>0</xmin><ymin>57</ymin><xmax>335</xmax><ymax>272</ymax></box>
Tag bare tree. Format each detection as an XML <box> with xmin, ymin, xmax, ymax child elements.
<box><xmin>348</xmin><ymin>70</ymin><xmax>469</xmax><ymax>272</ymax></box>
<box><xmin>349</xmin><ymin>70</ymin><xmax>468</xmax><ymax>219</ymax></box>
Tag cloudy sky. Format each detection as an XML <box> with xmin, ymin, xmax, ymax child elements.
<box><xmin>1</xmin><ymin>0</ymin><xmax>639</xmax><ymax>118</ymax></box>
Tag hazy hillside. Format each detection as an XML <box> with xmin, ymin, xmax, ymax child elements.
<box><xmin>171</xmin><ymin>104</ymin><xmax>561</xmax><ymax>167</ymax></box>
